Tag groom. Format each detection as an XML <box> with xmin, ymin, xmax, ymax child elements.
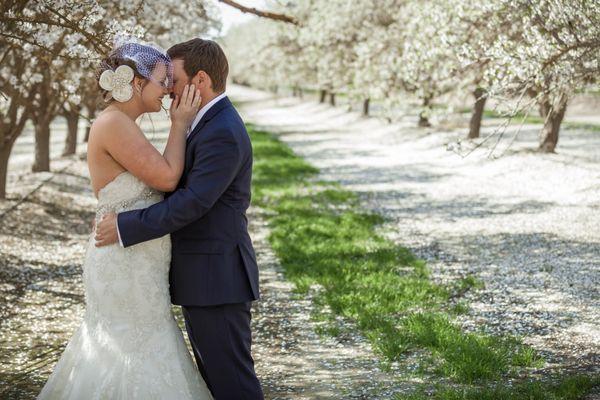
<box><xmin>95</xmin><ymin>38</ymin><xmax>263</xmax><ymax>400</ymax></box>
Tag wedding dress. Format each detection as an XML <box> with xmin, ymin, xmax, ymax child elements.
<box><xmin>38</xmin><ymin>171</ymin><xmax>212</xmax><ymax>400</ymax></box>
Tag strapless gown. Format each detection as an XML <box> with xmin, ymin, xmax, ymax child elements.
<box><xmin>37</xmin><ymin>172</ymin><xmax>213</xmax><ymax>400</ymax></box>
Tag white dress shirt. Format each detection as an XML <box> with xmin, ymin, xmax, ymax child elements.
<box><xmin>116</xmin><ymin>92</ymin><xmax>227</xmax><ymax>246</ymax></box>
<box><xmin>186</xmin><ymin>92</ymin><xmax>227</xmax><ymax>138</ymax></box>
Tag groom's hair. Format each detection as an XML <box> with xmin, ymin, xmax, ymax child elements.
<box><xmin>167</xmin><ymin>39</ymin><xmax>228</xmax><ymax>93</ymax></box>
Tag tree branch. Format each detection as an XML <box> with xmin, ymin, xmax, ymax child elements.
<box><xmin>42</xmin><ymin>4</ymin><xmax>110</xmax><ymax>53</ymax></box>
<box><xmin>0</xmin><ymin>32</ymin><xmax>90</xmax><ymax>62</ymax></box>
<box><xmin>542</xmin><ymin>38</ymin><xmax>600</xmax><ymax>70</ymax></box>
<box><xmin>1</xmin><ymin>14</ymin><xmax>109</xmax><ymax>54</ymax></box>
<box><xmin>218</xmin><ymin>0</ymin><xmax>298</xmax><ymax>25</ymax></box>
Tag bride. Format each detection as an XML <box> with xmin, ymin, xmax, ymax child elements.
<box><xmin>37</xmin><ymin>42</ymin><xmax>213</xmax><ymax>399</ymax></box>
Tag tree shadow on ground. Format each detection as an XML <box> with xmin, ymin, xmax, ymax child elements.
<box><xmin>405</xmin><ymin>230</ymin><xmax>599</xmax><ymax>364</ymax></box>
<box><xmin>0</xmin><ymin>255</ymin><xmax>82</xmax><ymax>320</ymax></box>
<box><xmin>0</xmin><ymin>193</ymin><xmax>94</xmax><ymax>242</ymax></box>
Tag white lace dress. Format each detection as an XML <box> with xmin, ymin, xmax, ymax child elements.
<box><xmin>38</xmin><ymin>172</ymin><xmax>213</xmax><ymax>400</ymax></box>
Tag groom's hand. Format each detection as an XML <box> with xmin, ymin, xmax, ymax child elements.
<box><xmin>95</xmin><ymin>212</ymin><xmax>118</xmax><ymax>247</ymax></box>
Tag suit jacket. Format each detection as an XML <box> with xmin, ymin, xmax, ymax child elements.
<box><xmin>117</xmin><ymin>96</ymin><xmax>259</xmax><ymax>306</ymax></box>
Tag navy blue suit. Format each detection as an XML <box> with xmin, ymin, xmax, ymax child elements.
<box><xmin>117</xmin><ymin>97</ymin><xmax>263</xmax><ymax>399</ymax></box>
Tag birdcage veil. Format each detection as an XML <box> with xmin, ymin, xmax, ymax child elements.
<box><xmin>111</xmin><ymin>35</ymin><xmax>174</xmax><ymax>89</ymax></box>
<box><xmin>97</xmin><ymin>35</ymin><xmax>174</xmax><ymax>102</ymax></box>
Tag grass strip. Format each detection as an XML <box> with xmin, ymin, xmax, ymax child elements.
<box><xmin>248</xmin><ymin>124</ymin><xmax>598</xmax><ymax>396</ymax></box>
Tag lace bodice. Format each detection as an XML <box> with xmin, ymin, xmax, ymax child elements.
<box><xmin>84</xmin><ymin>171</ymin><xmax>172</xmax><ymax>330</ymax></box>
<box><xmin>95</xmin><ymin>171</ymin><xmax>162</xmax><ymax>220</ymax></box>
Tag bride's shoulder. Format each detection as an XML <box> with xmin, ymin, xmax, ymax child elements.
<box><xmin>93</xmin><ymin>110</ymin><xmax>135</xmax><ymax>128</ymax></box>
<box><xmin>90</xmin><ymin>110</ymin><xmax>140</xmax><ymax>138</ymax></box>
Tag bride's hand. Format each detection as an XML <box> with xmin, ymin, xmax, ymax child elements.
<box><xmin>170</xmin><ymin>84</ymin><xmax>202</xmax><ymax>130</ymax></box>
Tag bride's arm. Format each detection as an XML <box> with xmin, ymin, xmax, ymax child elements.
<box><xmin>98</xmin><ymin>85</ymin><xmax>200</xmax><ymax>192</ymax></box>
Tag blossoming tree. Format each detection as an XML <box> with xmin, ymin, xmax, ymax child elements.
<box><xmin>225</xmin><ymin>0</ymin><xmax>599</xmax><ymax>151</ymax></box>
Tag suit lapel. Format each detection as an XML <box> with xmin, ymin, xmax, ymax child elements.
<box><xmin>186</xmin><ymin>96</ymin><xmax>232</xmax><ymax>144</ymax></box>
<box><xmin>182</xmin><ymin>96</ymin><xmax>232</xmax><ymax>179</ymax></box>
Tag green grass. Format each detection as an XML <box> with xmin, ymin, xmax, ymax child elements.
<box><xmin>248</xmin><ymin>124</ymin><xmax>599</xmax><ymax>397</ymax></box>
<box><xmin>400</xmin><ymin>375</ymin><xmax>600</xmax><ymax>400</ymax></box>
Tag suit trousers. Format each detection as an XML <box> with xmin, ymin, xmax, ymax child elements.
<box><xmin>182</xmin><ymin>302</ymin><xmax>264</xmax><ymax>400</ymax></box>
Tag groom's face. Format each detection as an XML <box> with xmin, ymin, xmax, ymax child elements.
<box><xmin>170</xmin><ymin>59</ymin><xmax>192</xmax><ymax>99</ymax></box>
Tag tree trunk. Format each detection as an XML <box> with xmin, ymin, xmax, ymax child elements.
<box><xmin>63</xmin><ymin>111</ymin><xmax>79</xmax><ymax>156</ymax></box>
<box><xmin>538</xmin><ymin>95</ymin><xmax>568</xmax><ymax>153</ymax></box>
<box><xmin>84</xmin><ymin>106</ymin><xmax>95</xmax><ymax>143</ymax></box>
<box><xmin>319</xmin><ymin>90</ymin><xmax>327</xmax><ymax>103</ymax></box>
<box><xmin>84</xmin><ymin>124</ymin><xmax>91</xmax><ymax>143</ymax></box>
<box><xmin>0</xmin><ymin>96</ymin><xmax>31</xmax><ymax>199</ymax></box>
<box><xmin>418</xmin><ymin>96</ymin><xmax>432</xmax><ymax>127</ymax></box>
<box><xmin>32</xmin><ymin>119</ymin><xmax>51</xmax><ymax>172</ymax></box>
<box><xmin>362</xmin><ymin>98</ymin><xmax>370</xmax><ymax>117</ymax></box>
<box><xmin>468</xmin><ymin>87</ymin><xmax>487</xmax><ymax>139</ymax></box>
<box><xmin>0</xmin><ymin>139</ymin><xmax>16</xmax><ymax>199</ymax></box>
<box><xmin>329</xmin><ymin>93</ymin><xmax>336</xmax><ymax>106</ymax></box>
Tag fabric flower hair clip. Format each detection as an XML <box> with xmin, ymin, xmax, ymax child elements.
<box><xmin>99</xmin><ymin>65</ymin><xmax>135</xmax><ymax>102</ymax></box>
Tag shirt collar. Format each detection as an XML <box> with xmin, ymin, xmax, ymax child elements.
<box><xmin>187</xmin><ymin>92</ymin><xmax>227</xmax><ymax>136</ymax></box>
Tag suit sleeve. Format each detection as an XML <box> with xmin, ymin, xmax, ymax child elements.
<box><xmin>117</xmin><ymin>130</ymin><xmax>241</xmax><ymax>247</ymax></box>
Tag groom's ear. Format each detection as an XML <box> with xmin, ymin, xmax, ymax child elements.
<box><xmin>193</xmin><ymin>70</ymin><xmax>212</xmax><ymax>91</ymax></box>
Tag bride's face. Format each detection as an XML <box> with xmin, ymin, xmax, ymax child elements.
<box><xmin>138</xmin><ymin>63</ymin><xmax>170</xmax><ymax>112</ymax></box>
